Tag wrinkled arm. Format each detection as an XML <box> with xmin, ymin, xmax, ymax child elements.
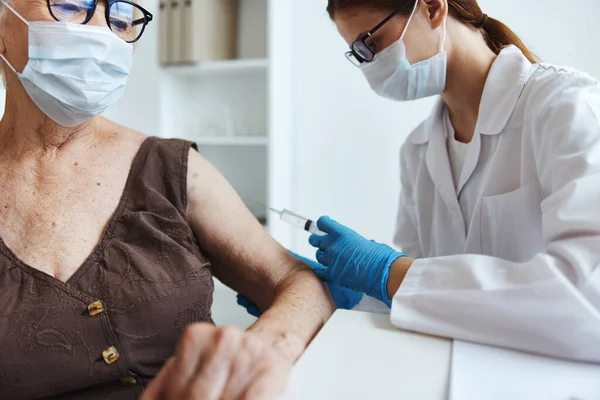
<box><xmin>186</xmin><ymin>149</ymin><xmax>335</xmax><ymax>362</ymax></box>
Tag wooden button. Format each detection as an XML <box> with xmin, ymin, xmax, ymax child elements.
<box><xmin>87</xmin><ymin>301</ymin><xmax>104</xmax><ymax>317</ymax></box>
<box><xmin>102</xmin><ymin>346</ymin><xmax>120</xmax><ymax>365</ymax></box>
<box><xmin>120</xmin><ymin>376</ymin><xmax>137</xmax><ymax>385</ymax></box>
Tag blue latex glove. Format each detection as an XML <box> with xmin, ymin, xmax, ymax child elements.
<box><xmin>237</xmin><ymin>294</ymin><xmax>262</xmax><ymax>317</ymax></box>
<box><xmin>308</xmin><ymin>216</ymin><xmax>406</xmax><ymax>307</ymax></box>
<box><xmin>291</xmin><ymin>251</ymin><xmax>365</xmax><ymax>309</ymax></box>
<box><xmin>236</xmin><ymin>251</ymin><xmax>364</xmax><ymax>317</ymax></box>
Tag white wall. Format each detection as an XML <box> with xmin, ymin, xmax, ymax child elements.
<box><xmin>482</xmin><ymin>0</ymin><xmax>600</xmax><ymax>73</ymax></box>
<box><xmin>286</xmin><ymin>0</ymin><xmax>600</xmax><ymax>256</ymax></box>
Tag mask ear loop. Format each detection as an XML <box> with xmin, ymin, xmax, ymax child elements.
<box><xmin>0</xmin><ymin>0</ymin><xmax>29</xmax><ymax>75</ymax></box>
<box><xmin>400</xmin><ymin>0</ymin><xmax>447</xmax><ymax>53</ymax></box>
<box><xmin>0</xmin><ymin>53</ymin><xmax>17</xmax><ymax>74</ymax></box>
<box><xmin>400</xmin><ymin>0</ymin><xmax>419</xmax><ymax>41</ymax></box>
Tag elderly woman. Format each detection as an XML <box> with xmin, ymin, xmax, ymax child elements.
<box><xmin>0</xmin><ymin>1</ymin><xmax>335</xmax><ymax>399</ymax></box>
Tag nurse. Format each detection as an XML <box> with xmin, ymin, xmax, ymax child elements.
<box><xmin>241</xmin><ymin>0</ymin><xmax>600</xmax><ymax>363</ymax></box>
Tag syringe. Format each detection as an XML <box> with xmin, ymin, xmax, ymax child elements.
<box><xmin>266</xmin><ymin>206</ymin><xmax>326</xmax><ymax>235</ymax></box>
<box><xmin>244</xmin><ymin>197</ymin><xmax>325</xmax><ymax>235</ymax></box>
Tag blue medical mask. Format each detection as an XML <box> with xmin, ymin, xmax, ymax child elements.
<box><xmin>0</xmin><ymin>1</ymin><xmax>133</xmax><ymax>127</ymax></box>
<box><xmin>360</xmin><ymin>1</ymin><xmax>447</xmax><ymax>102</ymax></box>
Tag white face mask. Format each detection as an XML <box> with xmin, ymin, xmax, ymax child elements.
<box><xmin>0</xmin><ymin>1</ymin><xmax>133</xmax><ymax>127</ymax></box>
<box><xmin>360</xmin><ymin>0</ymin><xmax>447</xmax><ymax>102</ymax></box>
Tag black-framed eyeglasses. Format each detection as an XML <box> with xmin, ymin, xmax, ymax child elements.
<box><xmin>47</xmin><ymin>0</ymin><xmax>153</xmax><ymax>43</ymax></box>
<box><xmin>345</xmin><ymin>6</ymin><xmax>404</xmax><ymax>67</ymax></box>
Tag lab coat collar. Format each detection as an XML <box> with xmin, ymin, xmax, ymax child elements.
<box><xmin>408</xmin><ymin>45</ymin><xmax>534</xmax><ymax>144</ymax></box>
<box><xmin>477</xmin><ymin>45</ymin><xmax>534</xmax><ymax>135</ymax></box>
<box><xmin>409</xmin><ymin>100</ymin><xmax>444</xmax><ymax>144</ymax></box>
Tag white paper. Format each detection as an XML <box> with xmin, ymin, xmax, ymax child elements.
<box><xmin>451</xmin><ymin>341</ymin><xmax>600</xmax><ymax>400</ymax></box>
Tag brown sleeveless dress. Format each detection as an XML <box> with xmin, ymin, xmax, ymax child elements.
<box><xmin>0</xmin><ymin>137</ymin><xmax>214</xmax><ymax>399</ymax></box>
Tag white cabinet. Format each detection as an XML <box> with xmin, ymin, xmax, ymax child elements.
<box><xmin>156</xmin><ymin>0</ymin><xmax>275</xmax><ymax>226</ymax></box>
<box><xmin>158</xmin><ymin>57</ymin><xmax>269</xmax><ymax>221</ymax></box>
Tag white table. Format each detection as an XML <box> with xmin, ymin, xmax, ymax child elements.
<box><xmin>282</xmin><ymin>310</ymin><xmax>452</xmax><ymax>400</ymax></box>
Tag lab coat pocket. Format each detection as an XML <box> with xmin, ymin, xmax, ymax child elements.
<box><xmin>481</xmin><ymin>184</ymin><xmax>544</xmax><ymax>262</ymax></box>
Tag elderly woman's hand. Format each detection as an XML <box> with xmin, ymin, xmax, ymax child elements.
<box><xmin>141</xmin><ymin>323</ymin><xmax>293</xmax><ymax>400</ymax></box>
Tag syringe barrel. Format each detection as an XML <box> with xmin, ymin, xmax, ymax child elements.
<box><xmin>280</xmin><ymin>209</ymin><xmax>310</xmax><ymax>230</ymax></box>
<box><xmin>306</xmin><ymin>220</ymin><xmax>325</xmax><ymax>236</ymax></box>
<box><xmin>280</xmin><ymin>209</ymin><xmax>325</xmax><ymax>235</ymax></box>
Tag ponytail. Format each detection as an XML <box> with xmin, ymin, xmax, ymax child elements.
<box><xmin>448</xmin><ymin>2</ymin><xmax>540</xmax><ymax>64</ymax></box>
<box><xmin>327</xmin><ymin>0</ymin><xmax>540</xmax><ymax>63</ymax></box>
<box><xmin>479</xmin><ymin>17</ymin><xmax>539</xmax><ymax>63</ymax></box>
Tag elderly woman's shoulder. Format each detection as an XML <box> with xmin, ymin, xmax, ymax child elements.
<box><xmin>101</xmin><ymin>119</ymin><xmax>147</xmax><ymax>145</ymax></box>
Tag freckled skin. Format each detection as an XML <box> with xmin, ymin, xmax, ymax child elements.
<box><xmin>0</xmin><ymin>123</ymin><xmax>148</xmax><ymax>282</ymax></box>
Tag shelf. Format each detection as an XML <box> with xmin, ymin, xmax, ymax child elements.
<box><xmin>163</xmin><ymin>59</ymin><xmax>268</xmax><ymax>77</ymax></box>
<box><xmin>193</xmin><ymin>136</ymin><xmax>268</xmax><ymax>146</ymax></box>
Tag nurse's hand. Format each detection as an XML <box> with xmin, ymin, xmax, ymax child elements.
<box><xmin>141</xmin><ymin>324</ymin><xmax>292</xmax><ymax>400</ymax></box>
<box><xmin>292</xmin><ymin>251</ymin><xmax>365</xmax><ymax>309</ymax></box>
<box><xmin>309</xmin><ymin>216</ymin><xmax>406</xmax><ymax>307</ymax></box>
<box><xmin>237</xmin><ymin>251</ymin><xmax>364</xmax><ymax>315</ymax></box>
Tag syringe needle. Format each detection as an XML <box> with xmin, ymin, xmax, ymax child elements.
<box><xmin>265</xmin><ymin>206</ymin><xmax>283</xmax><ymax>216</ymax></box>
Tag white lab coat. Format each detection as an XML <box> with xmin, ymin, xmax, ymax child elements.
<box><xmin>387</xmin><ymin>45</ymin><xmax>600</xmax><ymax>363</ymax></box>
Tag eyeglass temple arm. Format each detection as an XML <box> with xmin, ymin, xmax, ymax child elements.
<box><xmin>364</xmin><ymin>6</ymin><xmax>404</xmax><ymax>38</ymax></box>
<box><xmin>132</xmin><ymin>14</ymin><xmax>151</xmax><ymax>27</ymax></box>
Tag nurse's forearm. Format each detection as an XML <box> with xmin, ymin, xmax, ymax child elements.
<box><xmin>387</xmin><ymin>257</ymin><xmax>416</xmax><ymax>299</ymax></box>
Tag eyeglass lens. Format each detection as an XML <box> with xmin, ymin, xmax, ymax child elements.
<box><xmin>109</xmin><ymin>2</ymin><xmax>146</xmax><ymax>42</ymax></box>
<box><xmin>352</xmin><ymin>40</ymin><xmax>374</xmax><ymax>63</ymax></box>
<box><xmin>48</xmin><ymin>0</ymin><xmax>148</xmax><ymax>42</ymax></box>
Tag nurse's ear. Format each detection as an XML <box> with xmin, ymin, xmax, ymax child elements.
<box><xmin>424</xmin><ymin>0</ymin><xmax>448</xmax><ymax>30</ymax></box>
